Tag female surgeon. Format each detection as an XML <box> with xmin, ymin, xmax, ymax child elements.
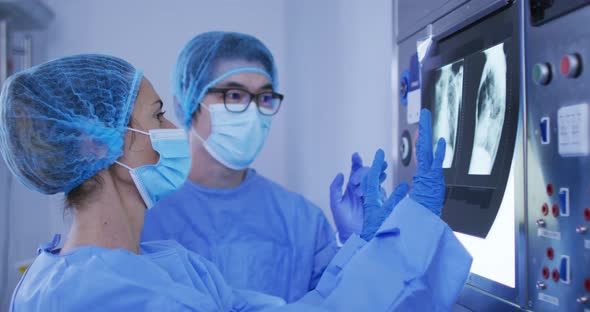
<box><xmin>142</xmin><ymin>31</ymin><xmax>386</xmax><ymax>302</ymax></box>
<box><xmin>2</xmin><ymin>54</ymin><xmax>471</xmax><ymax>311</ymax></box>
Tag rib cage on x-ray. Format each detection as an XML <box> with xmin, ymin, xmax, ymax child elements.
<box><xmin>433</xmin><ymin>61</ymin><xmax>463</xmax><ymax>168</ymax></box>
<box><xmin>469</xmin><ymin>43</ymin><xmax>507</xmax><ymax>175</ymax></box>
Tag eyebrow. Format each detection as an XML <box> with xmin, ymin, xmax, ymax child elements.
<box><xmin>216</xmin><ymin>81</ymin><xmax>274</xmax><ymax>92</ymax></box>
<box><xmin>217</xmin><ymin>81</ymin><xmax>246</xmax><ymax>89</ymax></box>
<box><xmin>258</xmin><ymin>83</ymin><xmax>273</xmax><ymax>91</ymax></box>
<box><xmin>153</xmin><ymin>99</ymin><xmax>163</xmax><ymax>110</ymax></box>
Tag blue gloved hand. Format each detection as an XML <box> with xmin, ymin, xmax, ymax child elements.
<box><xmin>410</xmin><ymin>109</ymin><xmax>447</xmax><ymax>216</ymax></box>
<box><xmin>330</xmin><ymin>153</ymin><xmax>385</xmax><ymax>243</ymax></box>
<box><xmin>382</xmin><ymin>182</ymin><xmax>410</xmax><ymax>217</ymax></box>
<box><xmin>359</xmin><ymin>149</ymin><xmax>407</xmax><ymax>241</ymax></box>
<box><xmin>361</xmin><ymin>180</ymin><xmax>409</xmax><ymax>241</ymax></box>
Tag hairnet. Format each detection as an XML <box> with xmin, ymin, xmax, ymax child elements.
<box><xmin>173</xmin><ymin>31</ymin><xmax>278</xmax><ymax>129</ymax></box>
<box><xmin>0</xmin><ymin>54</ymin><xmax>143</xmax><ymax>194</ymax></box>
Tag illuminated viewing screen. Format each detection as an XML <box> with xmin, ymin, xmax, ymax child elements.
<box><xmin>433</xmin><ymin>60</ymin><xmax>464</xmax><ymax>168</ymax></box>
<box><xmin>423</xmin><ymin>38</ymin><xmax>516</xmax><ymax>288</ymax></box>
<box><xmin>468</xmin><ymin>43</ymin><xmax>507</xmax><ymax>175</ymax></box>
<box><xmin>409</xmin><ymin>1</ymin><xmax>522</xmax><ymax>299</ymax></box>
<box><xmin>460</xmin><ymin>41</ymin><xmax>514</xmax><ymax>288</ymax></box>
<box><xmin>455</xmin><ymin>166</ymin><xmax>516</xmax><ymax>288</ymax></box>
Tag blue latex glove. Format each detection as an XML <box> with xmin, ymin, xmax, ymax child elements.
<box><xmin>360</xmin><ymin>149</ymin><xmax>409</xmax><ymax>241</ymax></box>
<box><xmin>330</xmin><ymin>153</ymin><xmax>384</xmax><ymax>242</ymax></box>
<box><xmin>410</xmin><ymin>109</ymin><xmax>447</xmax><ymax>216</ymax></box>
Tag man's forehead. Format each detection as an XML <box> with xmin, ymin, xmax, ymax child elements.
<box><xmin>213</xmin><ymin>60</ymin><xmax>266</xmax><ymax>78</ymax></box>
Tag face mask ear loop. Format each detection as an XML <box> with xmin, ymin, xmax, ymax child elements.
<box><xmin>200</xmin><ymin>102</ymin><xmax>212</xmax><ymax>113</ymax></box>
<box><xmin>190</xmin><ymin>103</ymin><xmax>208</xmax><ymax>144</ymax></box>
<box><xmin>127</xmin><ymin>127</ymin><xmax>150</xmax><ymax>136</ymax></box>
<box><xmin>190</xmin><ymin>127</ymin><xmax>206</xmax><ymax>144</ymax></box>
<box><xmin>114</xmin><ymin>160</ymin><xmax>133</xmax><ymax>171</ymax></box>
<box><xmin>115</xmin><ymin>128</ymin><xmax>152</xmax><ymax>171</ymax></box>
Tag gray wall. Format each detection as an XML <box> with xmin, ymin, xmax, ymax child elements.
<box><xmin>283</xmin><ymin>0</ymin><xmax>397</xmax><ymax>212</ymax></box>
<box><xmin>1</xmin><ymin>0</ymin><xmax>397</xmax><ymax>308</ymax></box>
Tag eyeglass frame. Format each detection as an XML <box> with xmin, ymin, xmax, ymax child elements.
<box><xmin>206</xmin><ymin>87</ymin><xmax>284</xmax><ymax>116</ymax></box>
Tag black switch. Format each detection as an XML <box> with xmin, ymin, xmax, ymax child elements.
<box><xmin>530</xmin><ymin>0</ymin><xmax>554</xmax><ymax>24</ymax></box>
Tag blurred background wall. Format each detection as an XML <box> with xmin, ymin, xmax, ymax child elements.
<box><xmin>0</xmin><ymin>1</ymin><xmax>397</xmax><ymax>308</ymax></box>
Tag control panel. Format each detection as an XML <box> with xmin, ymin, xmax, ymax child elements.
<box><xmin>395</xmin><ymin>1</ymin><xmax>590</xmax><ymax>310</ymax></box>
<box><xmin>526</xmin><ymin>2</ymin><xmax>590</xmax><ymax>310</ymax></box>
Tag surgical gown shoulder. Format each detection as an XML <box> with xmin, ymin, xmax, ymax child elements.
<box><xmin>141</xmin><ymin>169</ymin><xmax>338</xmax><ymax>301</ymax></box>
<box><xmin>145</xmin><ymin>169</ymin><xmax>324</xmax><ymax>223</ymax></box>
<box><xmin>10</xmin><ymin>240</ymin><xmax>256</xmax><ymax>311</ymax></box>
<box><xmin>144</xmin><ymin>169</ymin><xmax>330</xmax><ymax>240</ymax></box>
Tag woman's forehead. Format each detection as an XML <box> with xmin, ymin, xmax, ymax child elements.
<box><xmin>132</xmin><ymin>78</ymin><xmax>160</xmax><ymax>113</ymax></box>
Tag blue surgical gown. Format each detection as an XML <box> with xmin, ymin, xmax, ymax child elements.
<box><xmin>141</xmin><ymin>169</ymin><xmax>339</xmax><ymax>302</ymax></box>
<box><xmin>11</xmin><ymin>197</ymin><xmax>472</xmax><ymax>311</ymax></box>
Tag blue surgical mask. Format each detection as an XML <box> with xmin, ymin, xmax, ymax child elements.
<box><xmin>192</xmin><ymin>103</ymin><xmax>271</xmax><ymax>170</ymax></box>
<box><xmin>116</xmin><ymin>128</ymin><xmax>191</xmax><ymax>209</ymax></box>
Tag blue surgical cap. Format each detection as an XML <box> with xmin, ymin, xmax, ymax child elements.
<box><xmin>0</xmin><ymin>54</ymin><xmax>143</xmax><ymax>194</ymax></box>
<box><xmin>173</xmin><ymin>31</ymin><xmax>278</xmax><ymax>129</ymax></box>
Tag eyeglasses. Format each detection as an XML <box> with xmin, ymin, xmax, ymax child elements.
<box><xmin>207</xmin><ymin>87</ymin><xmax>284</xmax><ymax>116</ymax></box>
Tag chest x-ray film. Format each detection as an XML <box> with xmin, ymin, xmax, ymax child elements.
<box><xmin>417</xmin><ymin>0</ymin><xmax>519</xmax><ymax>291</ymax></box>
<box><xmin>468</xmin><ymin>43</ymin><xmax>507</xmax><ymax>175</ymax></box>
<box><xmin>433</xmin><ymin>60</ymin><xmax>464</xmax><ymax>168</ymax></box>
<box><xmin>421</xmin><ymin>37</ymin><xmax>517</xmax><ymax>287</ymax></box>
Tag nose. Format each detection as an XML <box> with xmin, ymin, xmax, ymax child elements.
<box><xmin>163</xmin><ymin>118</ymin><xmax>178</xmax><ymax>129</ymax></box>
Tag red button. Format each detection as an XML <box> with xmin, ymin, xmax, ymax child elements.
<box><xmin>552</xmin><ymin>204</ymin><xmax>559</xmax><ymax>217</ymax></box>
<box><xmin>542</xmin><ymin>203</ymin><xmax>549</xmax><ymax>216</ymax></box>
<box><xmin>552</xmin><ymin>269</ymin><xmax>560</xmax><ymax>282</ymax></box>
<box><xmin>561</xmin><ymin>56</ymin><xmax>571</xmax><ymax>75</ymax></box>
<box><xmin>547</xmin><ymin>247</ymin><xmax>554</xmax><ymax>260</ymax></box>
<box><xmin>560</xmin><ymin>54</ymin><xmax>581</xmax><ymax>78</ymax></box>
<box><xmin>547</xmin><ymin>184</ymin><xmax>554</xmax><ymax>196</ymax></box>
<box><xmin>585</xmin><ymin>278</ymin><xmax>590</xmax><ymax>292</ymax></box>
<box><xmin>543</xmin><ymin>266</ymin><xmax>550</xmax><ymax>279</ymax></box>
<box><xmin>585</xmin><ymin>208</ymin><xmax>590</xmax><ymax>221</ymax></box>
